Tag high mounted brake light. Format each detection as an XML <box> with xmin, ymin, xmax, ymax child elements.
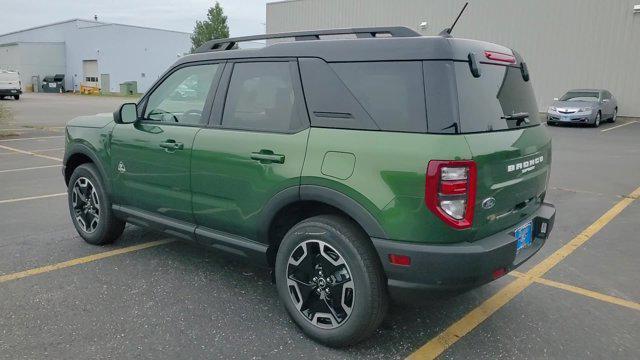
<box><xmin>425</xmin><ymin>160</ymin><xmax>477</xmax><ymax>229</ymax></box>
<box><xmin>484</xmin><ymin>50</ymin><xmax>516</xmax><ymax>64</ymax></box>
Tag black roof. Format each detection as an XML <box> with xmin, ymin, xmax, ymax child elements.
<box><xmin>177</xmin><ymin>26</ymin><xmax>513</xmax><ymax>65</ymax></box>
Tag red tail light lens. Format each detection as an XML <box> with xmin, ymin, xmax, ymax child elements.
<box><xmin>484</xmin><ymin>50</ymin><xmax>516</xmax><ymax>64</ymax></box>
<box><xmin>425</xmin><ymin>160</ymin><xmax>477</xmax><ymax>229</ymax></box>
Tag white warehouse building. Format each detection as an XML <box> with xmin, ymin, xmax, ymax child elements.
<box><xmin>267</xmin><ymin>0</ymin><xmax>640</xmax><ymax>117</ymax></box>
<box><xmin>0</xmin><ymin>19</ymin><xmax>191</xmax><ymax>93</ymax></box>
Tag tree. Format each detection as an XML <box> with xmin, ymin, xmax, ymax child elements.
<box><xmin>190</xmin><ymin>1</ymin><xmax>230</xmax><ymax>53</ymax></box>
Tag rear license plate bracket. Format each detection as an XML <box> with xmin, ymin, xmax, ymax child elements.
<box><xmin>515</xmin><ymin>220</ymin><xmax>533</xmax><ymax>253</ymax></box>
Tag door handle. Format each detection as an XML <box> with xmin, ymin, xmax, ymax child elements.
<box><xmin>159</xmin><ymin>140</ymin><xmax>184</xmax><ymax>151</ymax></box>
<box><xmin>250</xmin><ymin>150</ymin><xmax>285</xmax><ymax>164</ymax></box>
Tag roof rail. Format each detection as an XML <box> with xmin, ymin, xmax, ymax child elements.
<box><xmin>194</xmin><ymin>26</ymin><xmax>421</xmax><ymax>53</ymax></box>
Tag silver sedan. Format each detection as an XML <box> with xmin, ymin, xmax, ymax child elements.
<box><xmin>547</xmin><ymin>89</ymin><xmax>618</xmax><ymax>127</ymax></box>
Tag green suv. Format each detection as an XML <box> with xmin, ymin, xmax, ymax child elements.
<box><xmin>63</xmin><ymin>27</ymin><xmax>555</xmax><ymax>346</ymax></box>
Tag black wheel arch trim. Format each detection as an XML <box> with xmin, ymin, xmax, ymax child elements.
<box><xmin>64</xmin><ymin>143</ymin><xmax>112</xmax><ymax>194</ymax></box>
<box><xmin>299</xmin><ymin>185</ymin><xmax>388</xmax><ymax>239</ymax></box>
<box><xmin>259</xmin><ymin>185</ymin><xmax>388</xmax><ymax>244</ymax></box>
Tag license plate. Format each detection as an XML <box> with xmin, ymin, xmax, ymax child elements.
<box><xmin>49</xmin><ymin>83</ymin><xmax>56</xmax><ymax>88</ymax></box>
<box><xmin>562</xmin><ymin>116</ymin><xmax>569</xmax><ymax>121</ymax></box>
<box><xmin>515</xmin><ymin>221</ymin><xmax>533</xmax><ymax>252</ymax></box>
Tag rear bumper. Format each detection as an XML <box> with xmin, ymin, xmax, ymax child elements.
<box><xmin>372</xmin><ymin>203</ymin><xmax>555</xmax><ymax>303</ymax></box>
<box><xmin>0</xmin><ymin>89</ymin><xmax>22</xmax><ymax>96</ymax></box>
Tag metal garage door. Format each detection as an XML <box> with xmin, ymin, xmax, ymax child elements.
<box><xmin>82</xmin><ymin>60</ymin><xmax>98</xmax><ymax>87</ymax></box>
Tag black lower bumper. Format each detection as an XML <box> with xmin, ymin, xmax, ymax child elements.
<box><xmin>0</xmin><ymin>89</ymin><xmax>22</xmax><ymax>96</ymax></box>
<box><xmin>373</xmin><ymin>203</ymin><xmax>555</xmax><ymax>302</ymax></box>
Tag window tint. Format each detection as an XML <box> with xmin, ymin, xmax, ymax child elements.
<box><xmin>455</xmin><ymin>62</ymin><xmax>539</xmax><ymax>133</ymax></box>
<box><xmin>330</xmin><ymin>62</ymin><xmax>427</xmax><ymax>132</ymax></box>
<box><xmin>222</xmin><ymin>62</ymin><xmax>300</xmax><ymax>132</ymax></box>
<box><xmin>144</xmin><ymin>64</ymin><xmax>220</xmax><ymax>125</ymax></box>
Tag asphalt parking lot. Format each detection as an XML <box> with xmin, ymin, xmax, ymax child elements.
<box><xmin>1</xmin><ymin>93</ymin><xmax>639</xmax><ymax>359</ymax></box>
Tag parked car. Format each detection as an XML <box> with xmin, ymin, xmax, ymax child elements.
<box><xmin>62</xmin><ymin>27</ymin><xmax>555</xmax><ymax>347</ymax></box>
<box><xmin>0</xmin><ymin>70</ymin><xmax>22</xmax><ymax>100</ymax></box>
<box><xmin>547</xmin><ymin>89</ymin><xmax>618</xmax><ymax>127</ymax></box>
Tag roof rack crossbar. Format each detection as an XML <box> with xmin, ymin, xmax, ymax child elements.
<box><xmin>194</xmin><ymin>26</ymin><xmax>420</xmax><ymax>53</ymax></box>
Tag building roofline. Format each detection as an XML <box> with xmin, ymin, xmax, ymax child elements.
<box><xmin>0</xmin><ymin>18</ymin><xmax>190</xmax><ymax>38</ymax></box>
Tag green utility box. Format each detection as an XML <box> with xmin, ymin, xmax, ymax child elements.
<box><xmin>119</xmin><ymin>81</ymin><xmax>138</xmax><ymax>95</ymax></box>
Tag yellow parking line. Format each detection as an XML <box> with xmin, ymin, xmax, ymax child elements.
<box><xmin>0</xmin><ymin>192</ymin><xmax>66</xmax><ymax>204</ymax></box>
<box><xmin>407</xmin><ymin>185</ymin><xmax>640</xmax><ymax>360</ymax></box>
<box><xmin>0</xmin><ymin>239</ymin><xmax>175</xmax><ymax>284</ymax></box>
<box><xmin>0</xmin><ymin>144</ymin><xmax>62</xmax><ymax>162</ymax></box>
<box><xmin>0</xmin><ymin>164</ymin><xmax>62</xmax><ymax>173</ymax></box>
<box><xmin>601</xmin><ymin>120</ymin><xmax>638</xmax><ymax>132</ymax></box>
<box><xmin>510</xmin><ymin>271</ymin><xmax>640</xmax><ymax>312</ymax></box>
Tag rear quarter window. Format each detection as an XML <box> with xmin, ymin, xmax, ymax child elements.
<box><xmin>299</xmin><ymin>58</ymin><xmax>427</xmax><ymax>133</ymax></box>
<box><xmin>455</xmin><ymin>62</ymin><xmax>539</xmax><ymax>133</ymax></box>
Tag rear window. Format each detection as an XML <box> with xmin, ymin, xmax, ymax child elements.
<box><xmin>455</xmin><ymin>62</ymin><xmax>539</xmax><ymax>133</ymax></box>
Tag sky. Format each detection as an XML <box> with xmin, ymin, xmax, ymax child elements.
<box><xmin>0</xmin><ymin>0</ymin><xmax>269</xmax><ymax>36</ymax></box>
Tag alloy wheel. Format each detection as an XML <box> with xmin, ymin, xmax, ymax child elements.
<box><xmin>286</xmin><ymin>240</ymin><xmax>355</xmax><ymax>329</ymax></box>
<box><xmin>71</xmin><ymin>177</ymin><xmax>100</xmax><ymax>233</ymax></box>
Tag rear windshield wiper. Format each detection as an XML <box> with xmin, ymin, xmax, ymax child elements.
<box><xmin>501</xmin><ymin>112</ymin><xmax>530</xmax><ymax>126</ymax></box>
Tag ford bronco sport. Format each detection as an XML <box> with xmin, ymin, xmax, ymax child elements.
<box><xmin>63</xmin><ymin>27</ymin><xmax>555</xmax><ymax>347</ymax></box>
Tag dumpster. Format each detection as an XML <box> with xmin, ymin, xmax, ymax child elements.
<box><xmin>119</xmin><ymin>81</ymin><xmax>138</xmax><ymax>95</ymax></box>
<box><xmin>42</xmin><ymin>74</ymin><xmax>65</xmax><ymax>93</ymax></box>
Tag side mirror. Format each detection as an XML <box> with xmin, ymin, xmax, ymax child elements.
<box><xmin>553</xmin><ymin>97</ymin><xmax>559</xmax><ymax>101</ymax></box>
<box><xmin>114</xmin><ymin>103</ymin><xmax>138</xmax><ymax>124</ymax></box>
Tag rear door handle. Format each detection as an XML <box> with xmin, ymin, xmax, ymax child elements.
<box><xmin>250</xmin><ymin>150</ymin><xmax>285</xmax><ymax>164</ymax></box>
<box><xmin>159</xmin><ymin>140</ymin><xmax>184</xmax><ymax>151</ymax></box>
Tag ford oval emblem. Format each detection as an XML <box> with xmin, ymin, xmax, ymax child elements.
<box><xmin>482</xmin><ymin>197</ymin><xmax>496</xmax><ymax>209</ymax></box>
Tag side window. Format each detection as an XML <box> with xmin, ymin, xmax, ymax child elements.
<box><xmin>330</xmin><ymin>62</ymin><xmax>427</xmax><ymax>132</ymax></box>
<box><xmin>299</xmin><ymin>58</ymin><xmax>427</xmax><ymax>133</ymax></box>
<box><xmin>222</xmin><ymin>62</ymin><xmax>301</xmax><ymax>132</ymax></box>
<box><xmin>144</xmin><ymin>63</ymin><xmax>221</xmax><ymax>125</ymax></box>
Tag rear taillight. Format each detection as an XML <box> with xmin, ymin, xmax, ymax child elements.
<box><xmin>425</xmin><ymin>160</ymin><xmax>477</xmax><ymax>229</ymax></box>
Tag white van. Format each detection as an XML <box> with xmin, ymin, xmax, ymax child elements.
<box><xmin>0</xmin><ymin>70</ymin><xmax>22</xmax><ymax>100</ymax></box>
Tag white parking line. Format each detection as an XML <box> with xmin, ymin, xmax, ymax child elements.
<box><xmin>601</xmin><ymin>120</ymin><xmax>638</xmax><ymax>132</ymax></box>
<box><xmin>0</xmin><ymin>147</ymin><xmax>64</xmax><ymax>155</ymax></box>
<box><xmin>0</xmin><ymin>192</ymin><xmax>66</xmax><ymax>204</ymax></box>
<box><xmin>0</xmin><ymin>144</ymin><xmax>62</xmax><ymax>161</ymax></box>
<box><xmin>0</xmin><ymin>135</ymin><xmax>64</xmax><ymax>142</ymax></box>
<box><xmin>0</xmin><ymin>164</ymin><xmax>62</xmax><ymax>174</ymax></box>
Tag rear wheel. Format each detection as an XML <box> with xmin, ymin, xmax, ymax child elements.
<box><xmin>68</xmin><ymin>163</ymin><xmax>125</xmax><ymax>245</ymax></box>
<box><xmin>275</xmin><ymin>215</ymin><xmax>388</xmax><ymax>347</ymax></box>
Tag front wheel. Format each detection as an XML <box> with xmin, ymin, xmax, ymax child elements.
<box><xmin>611</xmin><ymin>109</ymin><xmax>617</xmax><ymax>123</ymax></box>
<box><xmin>592</xmin><ymin>112</ymin><xmax>601</xmax><ymax>127</ymax></box>
<box><xmin>275</xmin><ymin>215</ymin><xmax>388</xmax><ymax>347</ymax></box>
<box><xmin>13</xmin><ymin>95</ymin><xmax>19</xmax><ymax>100</ymax></box>
<box><xmin>68</xmin><ymin>163</ymin><xmax>125</xmax><ymax>245</ymax></box>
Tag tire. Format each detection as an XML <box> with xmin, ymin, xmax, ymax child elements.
<box><xmin>547</xmin><ymin>121</ymin><xmax>555</xmax><ymax>126</ymax></box>
<box><xmin>13</xmin><ymin>95</ymin><xmax>19</xmax><ymax>100</ymax></box>
<box><xmin>275</xmin><ymin>215</ymin><xmax>388</xmax><ymax>347</ymax></box>
<box><xmin>611</xmin><ymin>109</ymin><xmax>617</xmax><ymax>123</ymax></box>
<box><xmin>67</xmin><ymin>163</ymin><xmax>125</xmax><ymax>245</ymax></box>
<box><xmin>592</xmin><ymin>111</ymin><xmax>601</xmax><ymax>127</ymax></box>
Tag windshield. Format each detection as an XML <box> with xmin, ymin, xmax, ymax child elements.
<box><xmin>560</xmin><ymin>92</ymin><xmax>599</xmax><ymax>101</ymax></box>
